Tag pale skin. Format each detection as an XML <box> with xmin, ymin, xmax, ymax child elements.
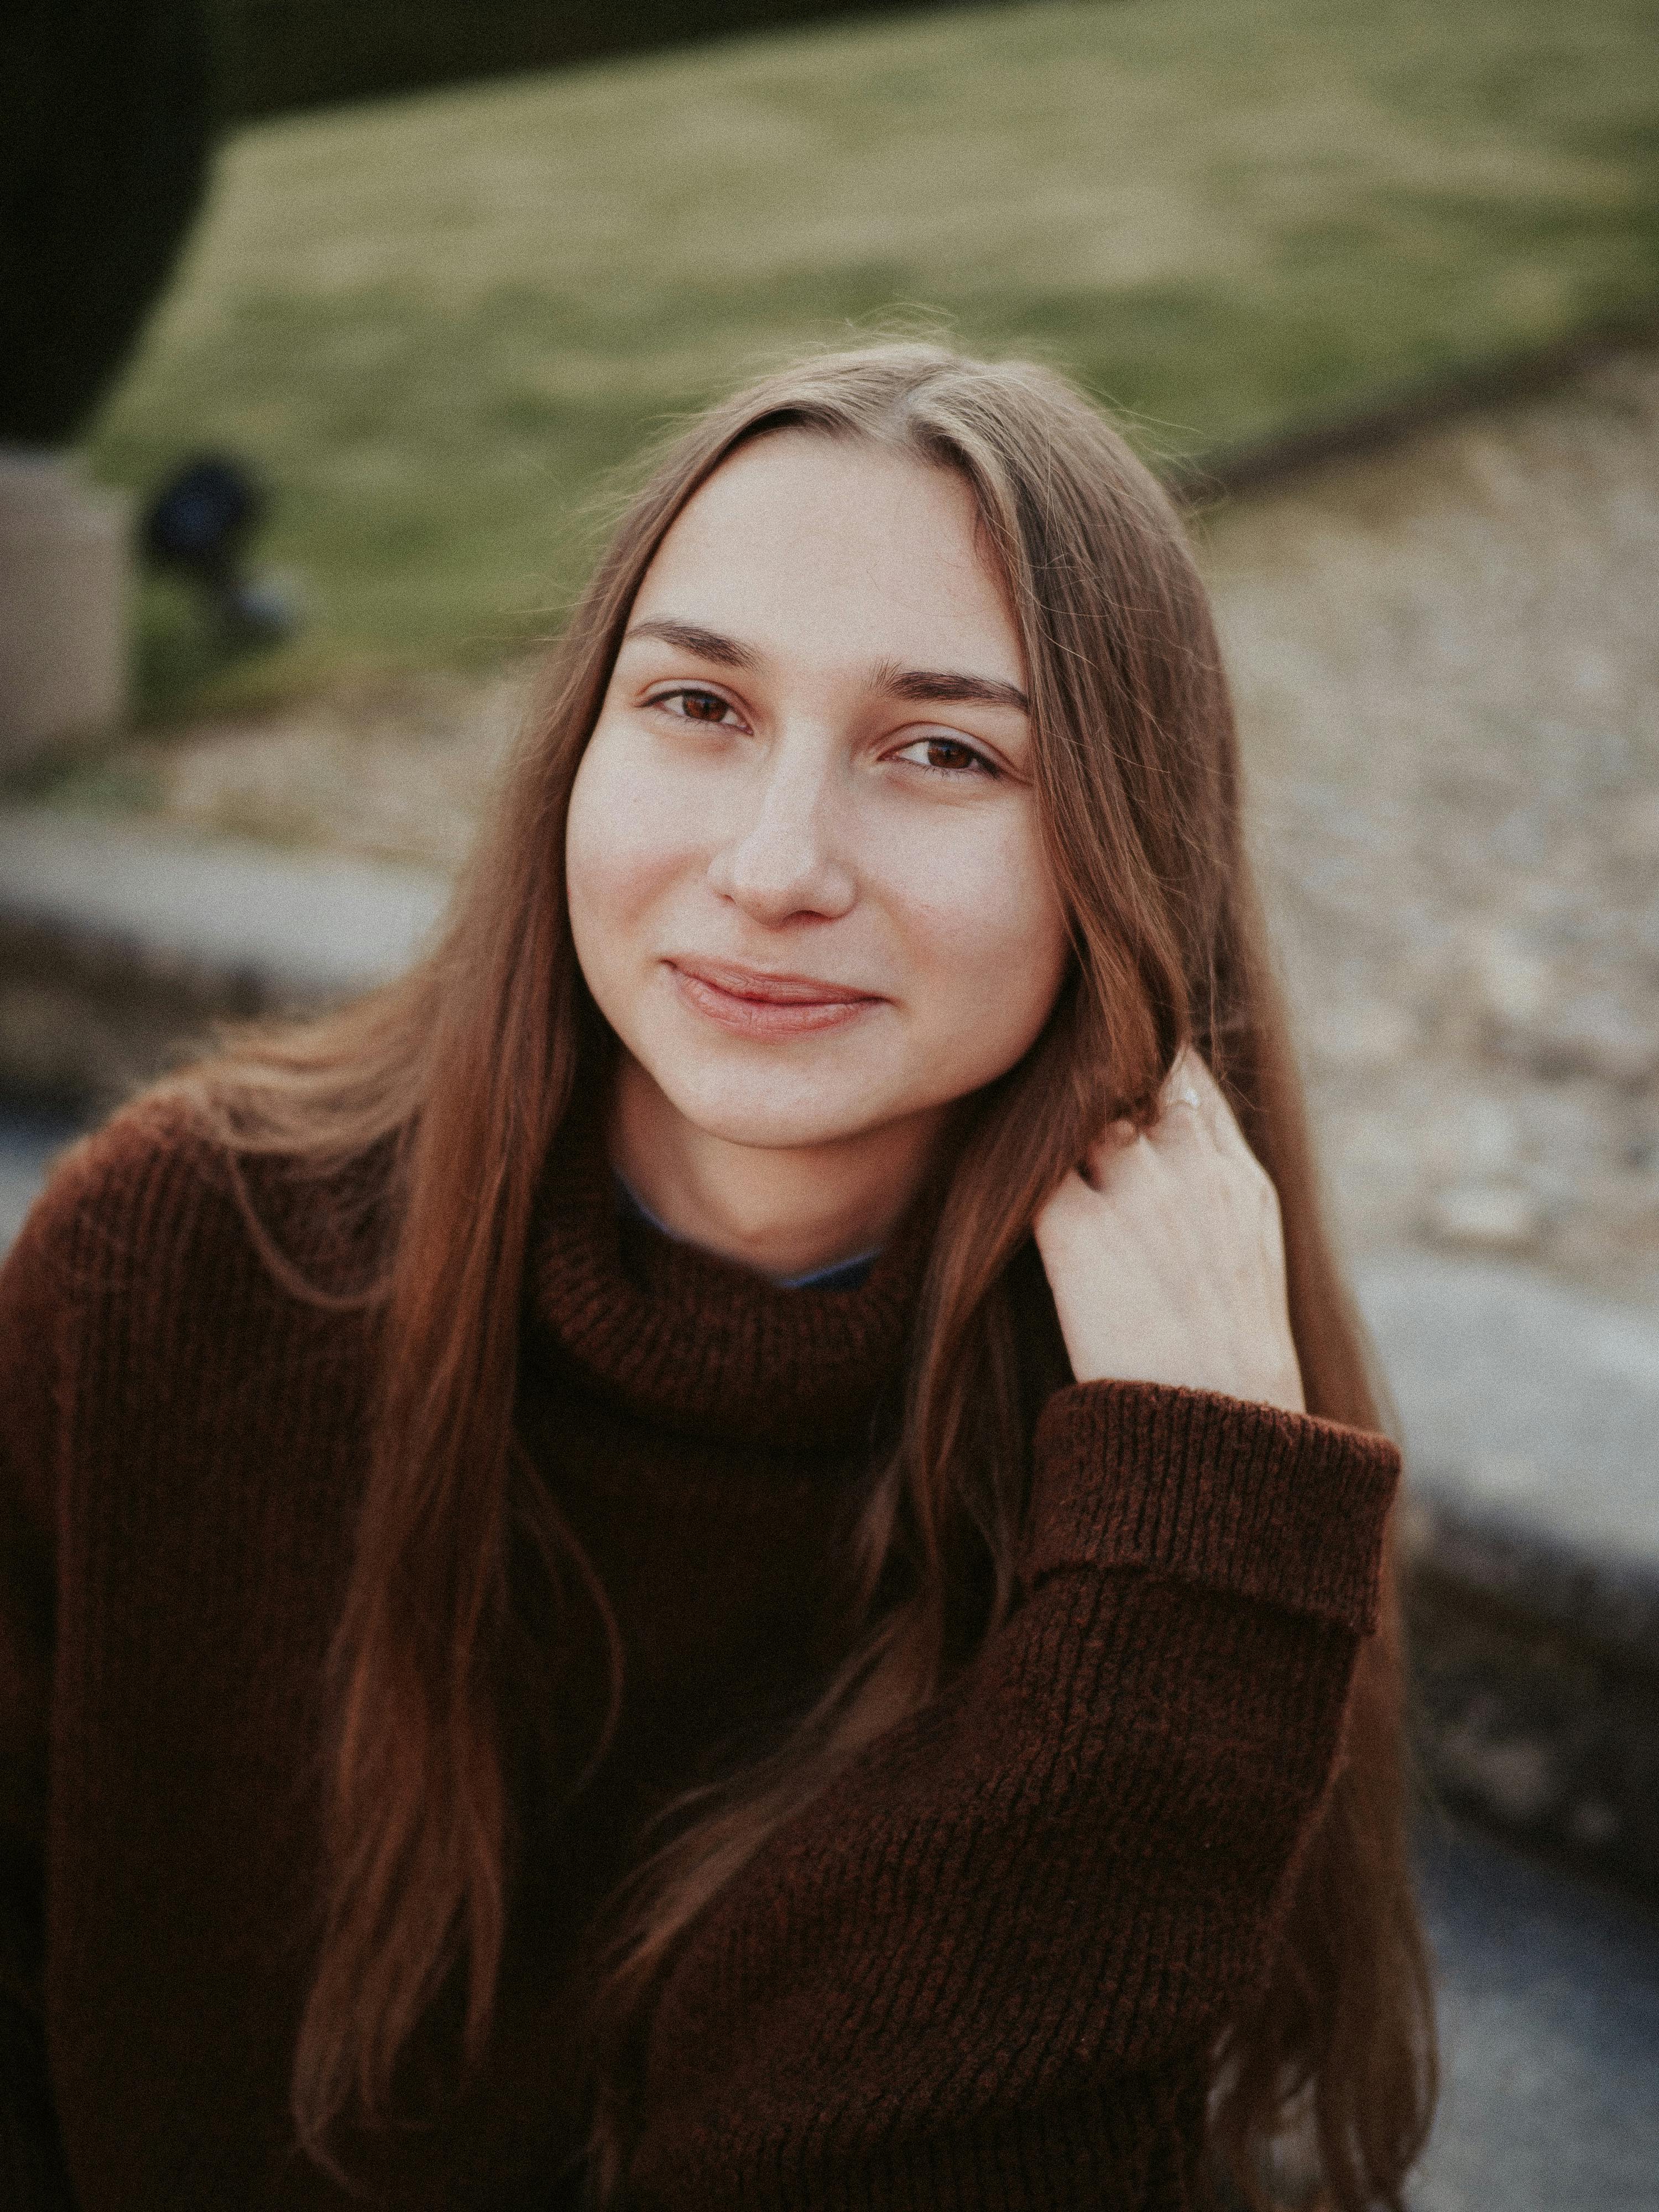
<box><xmin>565</xmin><ymin>432</ymin><xmax>1305</xmax><ymax>1414</ymax></box>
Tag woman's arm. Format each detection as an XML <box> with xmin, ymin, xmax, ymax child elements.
<box><xmin>1</xmin><ymin>1177</ymin><xmax>84</xmax><ymax>2209</ymax></box>
<box><xmin>628</xmin><ymin>1381</ymin><xmax>1396</xmax><ymax>2209</ymax></box>
<box><xmin>623</xmin><ymin>1063</ymin><xmax>1392</xmax><ymax>2207</ymax></box>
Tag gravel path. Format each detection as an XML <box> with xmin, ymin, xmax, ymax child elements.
<box><xmin>103</xmin><ymin>345</ymin><xmax>1659</xmax><ymax>1303</ymax></box>
<box><xmin>1206</xmin><ymin>345</ymin><xmax>1659</xmax><ymax>1303</ymax></box>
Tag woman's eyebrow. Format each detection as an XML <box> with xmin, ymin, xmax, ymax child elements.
<box><xmin>878</xmin><ymin>664</ymin><xmax>1031</xmax><ymax>714</ymax></box>
<box><xmin>622</xmin><ymin>617</ymin><xmax>760</xmax><ymax>669</ymax></box>
<box><xmin>620</xmin><ymin>622</ymin><xmax>1029</xmax><ymax>715</ymax></box>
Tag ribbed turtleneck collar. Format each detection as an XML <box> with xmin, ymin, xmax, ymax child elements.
<box><xmin>528</xmin><ymin>1102</ymin><xmax>935</xmax><ymax>1453</ymax></box>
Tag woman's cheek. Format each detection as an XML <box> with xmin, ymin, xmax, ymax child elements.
<box><xmin>903</xmin><ymin>816</ymin><xmax>1067</xmax><ymax>1052</ymax></box>
<box><xmin>568</xmin><ymin>737</ymin><xmax>700</xmax><ymax>941</ymax></box>
<box><xmin>991</xmin><ymin>808</ymin><xmax>1070</xmax><ymax>1001</ymax></box>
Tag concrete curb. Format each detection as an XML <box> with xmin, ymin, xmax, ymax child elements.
<box><xmin>0</xmin><ymin>810</ymin><xmax>450</xmax><ymax>1102</ymax></box>
<box><xmin>1360</xmin><ymin>1256</ymin><xmax>1659</xmax><ymax>1668</ymax></box>
<box><xmin>3</xmin><ymin>806</ymin><xmax>1658</xmax><ymax>1893</ymax></box>
<box><xmin>1357</xmin><ymin>1256</ymin><xmax>1659</xmax><ymax>1892</ymax></box>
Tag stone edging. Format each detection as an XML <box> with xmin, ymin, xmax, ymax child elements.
<box><xmin>1167</xmin><ymin>306</ymin><xmax>1659</xmax><ymax>504</ymax></box>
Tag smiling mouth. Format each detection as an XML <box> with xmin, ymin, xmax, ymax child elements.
<box><xmin>666</xmin><ymin>959</ymin><xmax>883</xmax><ymax>1037</ymax></box>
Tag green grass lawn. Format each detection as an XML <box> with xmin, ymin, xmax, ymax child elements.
<box><xmin>88</xmin><ymin>0</ymin><xmax>1659</xmax><ymax>723</ymax></box>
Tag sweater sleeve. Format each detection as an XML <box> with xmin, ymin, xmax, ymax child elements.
<box><xmin>0</xmin><ymin>1177</ymin><xmax>84</xmax><ymax>2210</ymax></box>
<box><xmin>626</xmin><ymin>1380</ymin><xmax>1400</xmax><ymax>2211</ymax></box>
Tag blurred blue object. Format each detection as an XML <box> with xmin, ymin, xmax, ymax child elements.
<box><xmin>0</xmin><ymin>1105</ymin><xmax>82</xmax><ymax>1253</ymax></box>
<box><xmin>141</xmin><ymin>453</ymin><xmax>301</xmax><ymax>643</ymax></box>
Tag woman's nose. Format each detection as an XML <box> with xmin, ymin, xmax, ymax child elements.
<box><xmin>706</xmin><ymin>752</ymin><xmax>857</xmax><ymax>924</ymax></box>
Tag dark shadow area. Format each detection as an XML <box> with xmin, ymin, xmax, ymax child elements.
<box><xmin>1413</xmin><ymin>1814</ymin><xmax>1659</xmax><ymax>2211</ymax></box>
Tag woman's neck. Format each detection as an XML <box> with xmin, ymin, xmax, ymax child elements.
<box><xmin>607</xmin><ymin>1055</ymin><xmax>942</xmax><ymax>1283</ymax></box>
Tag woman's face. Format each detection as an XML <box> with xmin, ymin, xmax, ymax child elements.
<box><xmin>566</xmin><ymin>432</ymin><xmax>1071</xmax><ymax>1157</ymax></box>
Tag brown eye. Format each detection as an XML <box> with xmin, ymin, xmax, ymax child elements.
<box><xmin>681</xmin><ymin>691</ymin><xmax>729</xmax><ymax>723</ymax></box>
<box><xmin>893</xmin><ymin>733</ymin><xmax>998</xmax><ymax>778</ymax></box>
<box><xmin>649</xmin><ymin>686</ymin><xmax>736</xmax><ymax>726</ymax></box>
<box><xmin>925</xmin><ymin>738</ymin><xmax>976</xmax><ymax>770</ymax></box>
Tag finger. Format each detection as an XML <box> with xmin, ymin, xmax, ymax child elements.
<box><xmin>1034</xmin><ymin>1163</ymin><xmax>1104</xmax><ymax>1245</ymax></box>
<box><xmin>1079</xmin><ymin>1117</ymin><xmax>1140</xmax><ymax>1190</ymax></box>
<box><xmin>1164</xmin><ymin>1050</ymin><xmax>1256</xmax><ymax>1168</ymax></box>
<box><xmin>1145</xmin><ymin>1050</ymin><xmax>1214</xmax><ymax>1159</ymax></box>
<box><xmin>1161</xmin><ymin>1046</ymin><xmax>1205</xmax><ymax>1112</ymax></box>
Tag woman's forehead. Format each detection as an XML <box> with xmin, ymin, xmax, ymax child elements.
<box><xmin>633</xmin><ymin>434</ymin><xmax>1025</xmax><ymax>687</ymax></box>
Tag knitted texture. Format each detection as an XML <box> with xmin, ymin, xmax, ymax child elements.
<box><xmin>0</xmin><ymin>1102</ymin><xmax>1399</xmax><ymax>2211</ymax></box>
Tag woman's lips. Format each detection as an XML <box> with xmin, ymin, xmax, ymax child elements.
<box><xmin>666</xmin><ymin>959</ymin><xmax>883</xmax><ymax>1038</ymax></box>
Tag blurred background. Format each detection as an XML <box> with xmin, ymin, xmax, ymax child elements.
<box><xmin>2</xmin><ymin>2</ymin><xmax>1657</xmax><ymax>2202</ymax></box>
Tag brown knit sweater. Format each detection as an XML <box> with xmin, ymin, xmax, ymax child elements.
<box><xmin>0</xmin><ymin>1099</ymin><xmax>1399</xmax><ymax>2211</ymax></box>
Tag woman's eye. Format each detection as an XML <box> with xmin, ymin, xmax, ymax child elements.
<box><xmin>894</xmin><ymin>734</ymin><xmax>999</xmax><ymax>778</ymax></box>
<box><xmin>652</xmin><ymin>687</ymin><xmax>736</xmax><ymax>726</ymax></box>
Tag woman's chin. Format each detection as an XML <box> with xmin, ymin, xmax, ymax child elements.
<box><xmin>649</xmin><ymin>1068</ymin><xmax>917</xmax><ymax>1157</ymax></box>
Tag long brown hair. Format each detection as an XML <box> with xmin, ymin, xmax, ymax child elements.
<box><xmin>163</xmin><ymin>342</ymin><xmax>1434</xmax><ymax>2206</ymax></box>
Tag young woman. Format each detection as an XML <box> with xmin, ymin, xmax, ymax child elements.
<box><xmin>0</xmin><ymin>343</ymin><xmax>1436</xmax><ymax>2210</ymax></box>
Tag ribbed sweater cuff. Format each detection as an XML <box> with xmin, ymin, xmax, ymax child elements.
<box><xmin>1027</xmin><ymin>1381</ymin><xmax>1399</xmax><ymax>1635</ymax></box>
